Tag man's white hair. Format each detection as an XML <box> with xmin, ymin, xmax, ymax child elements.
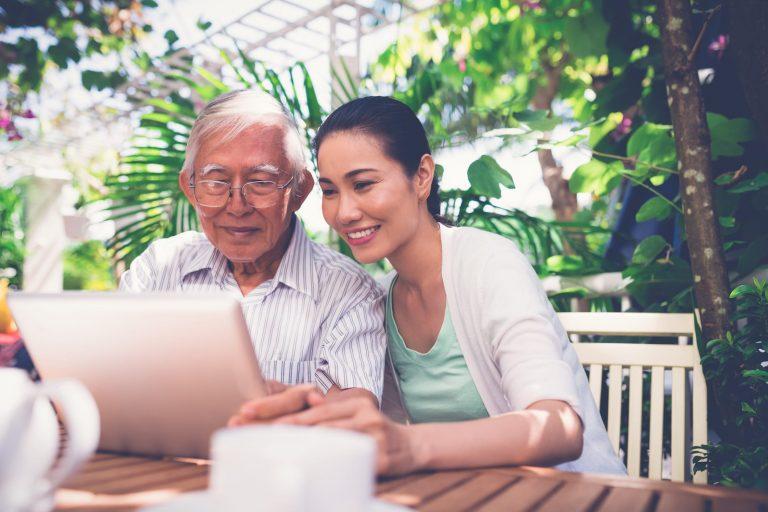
<box><xmin>181</xmin><ymin>89</ymin><xmax>308</xmax><ymax>191</ymax></box>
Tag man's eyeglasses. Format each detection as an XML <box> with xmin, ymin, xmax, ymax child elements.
<box><xmin>189</xmin><ymin>176</ymin><xmax>294</xmax><ymax>209</ymax></box>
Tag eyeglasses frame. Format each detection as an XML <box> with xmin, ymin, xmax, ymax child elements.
<box><xmin>188</xmin><ymin>173</ymin><xmax>295</xmax><ymax>209</ymax></box>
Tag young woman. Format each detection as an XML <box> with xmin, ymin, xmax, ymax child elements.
<box><xmin>232</xmin><ymin>97</ymin><xmax>626</xmax><ymax>477</ymax></box>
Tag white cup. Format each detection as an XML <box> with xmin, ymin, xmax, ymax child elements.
<box><xmin>210</xmin><ymin>425</ymin><xmax>376</xmax><ymax>512</ymax></box>
<box><xmin>0</xmin><ymin>368</ymin><xmax>100</xmax><ymax>512</ymax></box>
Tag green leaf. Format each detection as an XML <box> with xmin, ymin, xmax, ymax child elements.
<box><xmin>141</xmin><ymin>0</ymin><xmax>159</xmax><ymax>6</ymax></box>
<box><xmin>719</xmin><ymin>216</ymin><xmax>736</xmax><ymax>228</ymax></box>
<box><xmin>626</xmin><ymin>122</ymin><xmax>676</xmax><ymax>172</ymax></box>
<box><xmin>196</xmin><ymin>18</ymin><xmax>212</xmax><ymax>31</ymax></box>
<box><xmin>632</xmin><ymin>235</ymin><xmax>668</xmax><ymax>265</ymax></box>
<box><xmin>726</xmin><ymin>172</ymin><xmax>768</xmax><ymax>194</ymax></box>
<box><xmin>708</xmin><ymin>113</ymin><xmax>756</xmax><ymax>159</ymax></box>
<box><xmin>569</xmin><ymin>160</ymin><xmax>623</xmax><ymax>196</ymax></box>
<box><xmin>737</xmin><ymin>236</ymin><xmax>768</xmax><ymax>275</ymax></box>
<box><xmin>164</xmin><ymin>30</ymin><xmax>179</xmax><ymax>48</ymax></box>
<box><xmin>81</xmin><ymin>69</ymin><xmax>126</xmax><ymax>90</ymax></box>
<box><xmin>195</xmin><ymin>66</ymin><xmax>228</xmax><ymax>93</ymax></box>
<box><xmin>563</xmin><ymin>9</ymin><xmax>609</xmax><ymax>58</ymax></box>
<box><xmin>626</xmin><ymin>123</ymin><xmax>672</xmax><ymax>158</ymax></box>
<box><xmin>636</xmin><ymin>197</ymin><xmax>673</xmax><ymax>222</ymax></box>
<box><xmin>742</xmin><ymin>369</ymin><xmax>768</xmax><ymax>383</ymax></box>
<box><xmin>554</xmin><ymin>134</ymin><xmax>586</xmax><ymax>147</ymax></box>
<box><xmin>47</xmin><ymin>37</ymin><xmax>80</xmax><ymax>68</ymax></box>
<box><xmin>545</xmin><ymin>255</ymin><xmax>585</xmax><ymax>275</ymax></box>
<box><xmin>513</xmin><ymin>110</ymin><xmax>562</xmax><ymax>132</ymax></box>
<box><xmin>714</xmin><ymin>173</ymin><xmax>733</xmax><ymax>185</ymax></box>
<box><xmin>729</xmin><ymin>284</ymin><xmax>755</xmax><ymax>299</ymax></box>
<box><xmin>588</xmin><ymin>117</ymin><xmax>618</xmax><ymax>147</ymax></box>
<box><xmin>467</xmin><ymin>155</ymin><xmax>515</xmax><ymax>198</ymax></box>
<box><xmin>741</xmin><ymin>402</ymin><xmax>757</xmax><ymax>416</ymax></box>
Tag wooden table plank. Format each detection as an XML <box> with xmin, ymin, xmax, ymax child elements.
<box><xmin>655</xmin><ymin>491</ymin><xmax>706</xmax><ymax>512</ymax></box>
<box><xmin>76</xmin><ymin>456</ymin><xmax>159</xmax><ymax>475</ymax></box>
<box><xmin>595</xmin><ymin>487</ymin><xmax>656</xmax><ymax>512</ymax></box>
<box><xmin>65</xmin><ymin>460</ymin><xmax>193</xmax><ymax>488</ymax></box>
<box><xmin>535</xmin><ymin>481</ymin><xmax>607</xmax><ymax>512</ymax></box>
<box><xmin>493</xmin><ymin>466</ymin><xmax>768</xmax><ymax>503</ymax></box>
<box><xmin>377</xmin><ymin>473</ymin><xmax>431</xmax><ymax>493</ymax></box>
<box><xmin>88</xmin><ymin>465</ymin><xmax>208</xmax><ymax>493</ymax></box>
<box><xmin>419</xmin><ymin>473</ymin><xmax>518</xmax><ymax>511</ymax></box>
<box><xmin>476</xmin><ymin>476</ymin><xmax>563</xmax><ymax>512</ymax></box>
<box><xmin>711</xmin><ymin>497</ymin><xmax>764</xmax><ymax>512</ymax></box>
<box><xmin>376</xmin><ymin>470</ymin><xmax>475</xmax><ymax>509</ymax></box>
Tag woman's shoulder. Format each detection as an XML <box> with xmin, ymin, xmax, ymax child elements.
<box><xmin>442</xmin><ymin>225</ymin><xmax>527</xmax><ymax>266</ymax></box>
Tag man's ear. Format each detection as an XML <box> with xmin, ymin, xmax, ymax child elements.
<box><xmin>179</xmin><ymin>170</ymin><xmax>195</xmax><ymax>205</ymax></box>
<box><xmin>288</xmin><ymin>169</ymin><xmax>315</xmax><ymax>212</ymax></box>
<box><xmin>414</xmin><ymin>154</ymin><xmax>436</xmax><ymax>202</ymax></box>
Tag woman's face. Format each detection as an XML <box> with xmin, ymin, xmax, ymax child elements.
<box><xmin>317</xmin><ymin>132</ymin><xmax>427</xmax><ymax>264</ymax></box>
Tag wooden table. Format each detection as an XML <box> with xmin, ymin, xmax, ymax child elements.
<box><xmin>56</xmin><ymin>453</ymin><xmax>768</xmax><ymax>512</ymax></box>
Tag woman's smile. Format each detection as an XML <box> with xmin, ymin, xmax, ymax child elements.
<box><xmin>345</xmin><ymin>225</ymin><xmax>381</xmax><ymax>245</ymax></box>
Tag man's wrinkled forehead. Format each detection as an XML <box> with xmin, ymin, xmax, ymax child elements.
<box><xmin>193</xmin><ymin>124</ymin><xmax>291</xmax><ymax>169</ymax></box>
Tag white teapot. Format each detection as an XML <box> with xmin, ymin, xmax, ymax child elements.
<box><xmin>0</xmin><ymin>368</ymin><xmax>100</xmax><ymax>512</ymax></box>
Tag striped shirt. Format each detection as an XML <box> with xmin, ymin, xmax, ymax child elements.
<box><xmin>119</xmin><ymin>217</ymin><xmax>386</xmax><ymax>400</ymax></box>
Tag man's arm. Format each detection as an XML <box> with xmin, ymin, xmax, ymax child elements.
<box><xmin>228</xmin><ymin>288</ymin><xmax>386</xmax><ymax>426</ymax></box>
<box><xmin>313</xmin><ymin>290</ymin><xmax>387</xmax><ymax>404</ymax></box>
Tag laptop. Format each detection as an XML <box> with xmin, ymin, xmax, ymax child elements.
<box><xmin>8</xmin><ymin>292</ymin><xmax>268</xmax><ymax>458</ymax></box>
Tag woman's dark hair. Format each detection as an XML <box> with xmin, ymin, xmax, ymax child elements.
<box><xmin>313</xmin><ymin>96</ymin><xmax>445</xmax><ymax>222</ymax></box>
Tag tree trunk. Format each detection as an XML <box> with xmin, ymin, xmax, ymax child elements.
<box><xmin>726</xmin><ymin>0</ymin><xmax>768</xmax><ymax>146</ymax></box>
<box><xmin>657</xmin><ymin>0</ymin><xmax>732</xmax><ymax>342</ymax></box>
<box><xmin>532</xmin><ymin>62</ymin><xmax>581</xmax><ymax>252</ymax></box>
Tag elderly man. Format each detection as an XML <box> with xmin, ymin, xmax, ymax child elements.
<box><xmin>120</xmin><ymin>89</ymin><xmax>385</xmax><ymax>406</ymax></box>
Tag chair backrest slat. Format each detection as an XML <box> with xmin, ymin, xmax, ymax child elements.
<box><xmin>559</xmin><ymin>312</ymin><xmax>707</xmax><ymax>484</ymax></box>
<box><xmin>588</xmin><ymin>363</ymin><xmax>603</xmax><ymax>406</ymax></box>
<box><xmin>692</xmin><ymin>366</ymin><xmax>708</xmax><ymax>484</ymax></box>
<box><xmin>671</xmin><ymin>366</ymin><xmax>687</xmax><ymax>482</ymax></box>
<box><xmin>627</xmin><ymin>365</ymin><xmax>643</xmax><ymax>477</ymax></box>
<box><xmin>649</xmin><ymin>365</ymin><xmax>666</xmax><ymax>480</ymax></box>
<box><xmin>607</xmin><ymin>364</ymin><xmax>623</xmax><ymax>455</ymax></box>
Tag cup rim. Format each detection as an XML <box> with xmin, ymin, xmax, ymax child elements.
<box><xmin>212</xmin><ymin>424</ymin><xmax>375</xmax><ymax>449</ymax></box>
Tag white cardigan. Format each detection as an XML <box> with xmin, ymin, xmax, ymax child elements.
<box><xmin>381</xmin><ymin>224</ymin><xmax>626</xmax><ymax>475</ymax></box>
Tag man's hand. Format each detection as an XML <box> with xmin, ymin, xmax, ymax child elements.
<box><xmin>227</xmin><ymin>380</ymin><xmax>324</xmax><ymax>427</ymax></box>
<box><xmin>274</xmin><ymin>397</ymin><xmax>423</xmax><ymax>476</ymax></box>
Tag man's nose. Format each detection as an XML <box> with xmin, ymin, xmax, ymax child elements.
<box><xmin>337</xmin><ymin>192</ymin><xmax>363</xmax><ymax>224</ymax></box>
<box><xmin>225</xmin><ymin>186</ymin><xmax>253</xmax><ymax>215</ymax></box>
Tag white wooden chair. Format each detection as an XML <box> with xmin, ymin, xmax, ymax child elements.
<box><xmin>557</xmin><ymin>312</ymin><xmax>707</xmax><ymax>484</ymax></box>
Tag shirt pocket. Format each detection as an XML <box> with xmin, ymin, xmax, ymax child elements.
<box><xmin>261</xmin><ymin>359</ymin><xmax>322</xmax><ymax>385</ymax></box>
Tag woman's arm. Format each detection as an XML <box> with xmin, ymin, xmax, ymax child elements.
<box><xmin>408</xmin><ymin>399</ymin><xmax>583</xmax><ymax>470</ymax></box>
<box><xmin>276</xmin><ymin>394</ymin><xmax>584</xmax><ymax>475</ymax></box>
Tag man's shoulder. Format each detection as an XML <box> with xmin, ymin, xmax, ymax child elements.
<box><xmin>307</xmin><ymin>238</ymin><xmax>382</xmax><ymax>295</ymax></box>
<box><xmin>136</xmin><ymin>231</ymin><xmax>211</xmax><ymax>266</ymax></box>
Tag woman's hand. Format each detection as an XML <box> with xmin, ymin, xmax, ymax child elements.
<box><xmin>227</xmin><ymin>380</ymin><xmax>320</xmax><ymax>427</ymax></box>
<box><xmin>276</xmin><ymin>396</ymin><xmax>425</xmax><ymax>476</ymax></box>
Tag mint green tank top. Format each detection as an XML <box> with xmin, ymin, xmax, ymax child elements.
<box><xmin>386</xmin><ymin>278</ymin><xmax>489</xmax><ymax>423</ymax></box>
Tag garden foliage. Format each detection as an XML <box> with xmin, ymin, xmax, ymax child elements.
<box><xmin>693</xmin><ymin>280</ymin><xmax>768</xmax><ymax>489</ymax></box>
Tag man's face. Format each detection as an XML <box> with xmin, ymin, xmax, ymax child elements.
<box><xmin>180</xmin><ymin>124</ymin><xmax>309</xmax><ymax>264</ymax></box>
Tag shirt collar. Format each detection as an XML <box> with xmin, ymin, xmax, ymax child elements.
<box><xmin>180</xmin><ymin>216</ymin><xmax>319</xmax><ymax>300</ymax></box>
<box><xmin>181</xmin><ymin>238</ymin><xmax>230</xmax><ymax>287</ymax></box>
